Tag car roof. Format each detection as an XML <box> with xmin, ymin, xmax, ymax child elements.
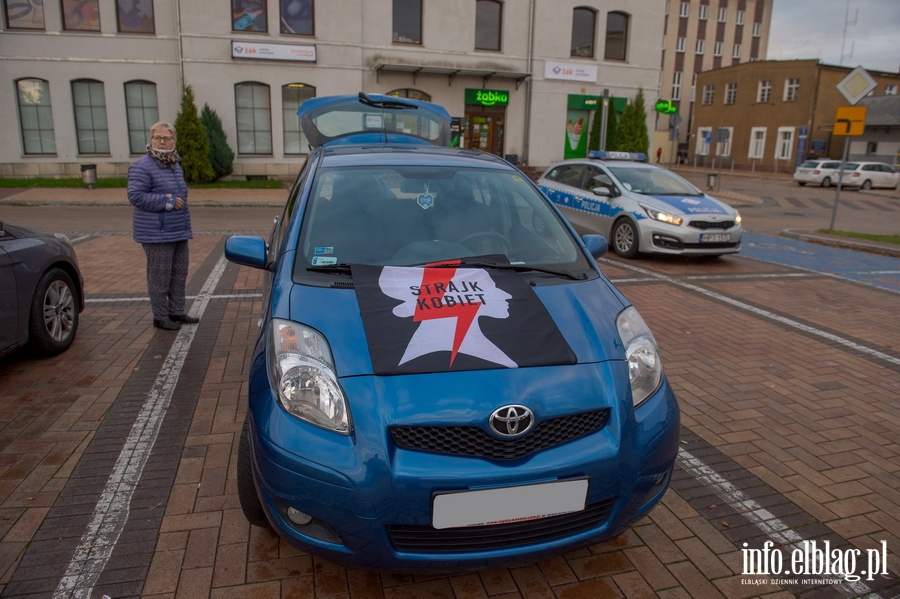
<box><xmin>318</xmin><ymin>144</ymin><xmax>514</xmax><ymax>170</ymax></box>
<box><xmin>545</xmin><ymin>151</ymin><xmax>658</xmax><ymax>170</ymax></box>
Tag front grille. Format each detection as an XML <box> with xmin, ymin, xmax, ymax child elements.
<box><xmin>688</xmin><ymin>220</ymin><xmax>735</xmax><ymax>230</ymax></box>
<box><xmin>389</xmin><ymin>409</ymin><xmax>609</xmax><ymax>461</ymax></box>
<box><xmin>388</xmin><ymin>497</ymin><xmax>617</xmax><ymax>553</ymax></box>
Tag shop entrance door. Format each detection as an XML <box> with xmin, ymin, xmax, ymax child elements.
<box><xmin>465</xmin><ymin>107</ymin><xmax>505</xmax><ymax>157</ymax></box>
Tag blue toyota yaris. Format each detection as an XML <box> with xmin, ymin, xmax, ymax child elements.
<box><xmin>225</xmin><ymin>93</ymin><xmax>679</xmax><ymax>569</ymax></box>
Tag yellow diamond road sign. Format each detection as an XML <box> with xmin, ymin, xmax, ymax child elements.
<box><xmin>834</xmin><ymin>106</ymin><xmax>867</xmax><ymax>136</ymax></box>
<box><xmin>836</xmin><ymin>66</ymin><xmax>877</xmax><ymax>105</ymax></box>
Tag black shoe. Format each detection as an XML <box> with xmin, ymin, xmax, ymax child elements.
<box><xmin>170</xmin><ymin>314</ymin><xmax>200</xmax><ymax>324</ymax></box>
<box><xmin>153</xmin><ymin>318</ymin><xmax>182</xmax><ymax>330</ymax></box>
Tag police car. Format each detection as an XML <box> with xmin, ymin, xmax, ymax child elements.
<box><xmin>537</xmin><ymin>152</ymin><xmax>742</xmax><ymax>258</ymax></box>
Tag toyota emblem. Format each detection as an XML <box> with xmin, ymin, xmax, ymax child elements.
<box><xmin>489</xmin><ymin>405</ymin><xmax>534</xmax><ymax>438</ymax></box>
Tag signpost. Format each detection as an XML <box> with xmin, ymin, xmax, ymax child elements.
<box><xmin>829</xmin><ymin>67</ymin><xmax>875</xmax><ymax>230</ymax></box>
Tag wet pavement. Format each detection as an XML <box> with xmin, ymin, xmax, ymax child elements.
<box><xmin>0</xmin><ymin>181</ymin><xmax>898</xmax><ymax>599</ymax></box>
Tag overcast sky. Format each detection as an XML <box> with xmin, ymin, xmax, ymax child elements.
<box><xmin>767</xmin><ymin>0</ymin><xmax>900</xmax><ymax>74</ymax></box>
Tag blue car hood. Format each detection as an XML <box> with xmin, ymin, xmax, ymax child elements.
<box><xmin>645</xmin><ymin>194</ymin><xmax>729</xmax><ymax>216</ymax></box>
<box><xmin>288</xmin><ymin>279</ymin><xmax>629</xmax><ymax>378</ymax></box>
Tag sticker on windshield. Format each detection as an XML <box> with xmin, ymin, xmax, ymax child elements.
<box><xmin>417</xmin><ymin>184</ymin><xmax>435</xmax><ymax>210</ymax></box>
<box><xmin>315</xmin><ymin>247</ymin><xmax>334</xmax><ymax>255</ymax></box>
<box><xmin>311</xmin><ymin>256</ymin><xmax>338</xmax><ymax>266</ymax></box>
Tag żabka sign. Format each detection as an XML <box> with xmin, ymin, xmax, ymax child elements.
<box><xmin>466</xmin><ymin>89</ymin><xmax>510</xmax><ymax>107</ymax></box>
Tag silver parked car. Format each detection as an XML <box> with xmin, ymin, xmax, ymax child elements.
<box><xmin>793</xmin><ymin>159</ymin><xmax>858</xmax><ymax>187</ymax></box>
<box><xmin>842</xmin><ymin>162</ymin><xmax>900</xmax><ymax>190</ymax></box>
<box><xmin>0</xmin><ymin>221</ymin><xmax>85</xmax><ymax>358</ymax></box>
<box><xmin>537</xmin><ymin>152</ymin><xmax>742</xmax><ymax>258</ymax></box>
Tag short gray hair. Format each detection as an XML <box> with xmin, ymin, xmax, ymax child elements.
<box><xmin>150</xmin><ymin>121</ymin><xmax>176</xmax><ymax>138</ymax></box>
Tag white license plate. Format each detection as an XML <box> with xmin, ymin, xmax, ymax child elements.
<box><xmin>432</xmin><ymin>479</ymin><xmax>588</xmax><ymax>530</ymax></box>
<box><xmin>701</xmin><ymin>233</ymin><xmax>731</xmax><ymax>243</ymax></box>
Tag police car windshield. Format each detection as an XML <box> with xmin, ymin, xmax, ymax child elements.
<box><xmin>296</xmin><ymin>165</ymin><xmax>592</xmax><ymax>278</ymax></box>
<box><xmin>607</xmin><ymin>165</ymin><xmax>702</xmax><ymax>196</ymax></box>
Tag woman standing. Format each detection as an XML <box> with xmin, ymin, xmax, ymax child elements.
<box><xmin>127</xmin><ymin>121</ymin><xmax>200</xmax><ymax>331</ymax></box>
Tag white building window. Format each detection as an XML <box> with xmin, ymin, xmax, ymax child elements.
<box><xmin>757</xmin><ymin>79</ymin><xmax>771</xmax><ymax>103</ymax></box>
<box><xmin>699</xmin><ymin>4</ymin><xmax>708</xmax><ymax>20</ymax></box>
<box><xmin>784</xmin><ymin>77</ymin><xmax>800</xmax><ymax>102</ymax></box>
<box><xmin>235</xmin><ymin>82</ymin><xmax>273</xmax><ymax>154</ymax></box>
<box><xmin>696</xmin><ymin>126</ymin><xmax>712</xmax><ymax>156</ymax></box>
<box><xmin>775</xmin><ymin>126</ymin><xmax>794</xmax><ymax>161</ymax></box>
<box><xmin>672</xmin><ymin>71</ymin><xmax>683</xmax><ymax>100</ymax></box>
<box><xmin>716</xmin><ymin>126</ymin><xmax>733</xmax><ymax>156</ymax></box>
<box><xmin>884</xmin><ymin>84</ymin><xmax>897</xmax><ymax>96</ymax></box>
<box><xmin>702</xmin><ymin>83</ymin><xmax>714</xmax><ymax>105</ymax></box>
<box><xmin>733</xmin><ymin>43</ymin><xmax>741</xmax><ymax>58</ymax></box>
<box><xmin>16</xmin><ymin>78</ymin><xmax>56</xmax><ymax>155</ymax></box>
<box><xmin>736</xmin><ymin>9</ymin><xmax>744</xmax><ymax>25</ymax></box>
<box><xmin>680</xmin><ymin>1</ymin><xmax>689</xmax><ymax>17</ymax></box>
<box><xmin>125</xmin><ymin>81</ymin><xmax>159</xmax><ymax>154</ymax></box>
<box><xmin>714</xmin><ymin>41</ymin><xmax>722</xmax><ymax>56</ymax></box>
<box><xmin>752</xmin><ymin>22</ymin><xmax>761</xmax><ymax>37</ymax></box>
<box><xmin>72</xmin><ymin>79</ymin><xmax>110</xmax><ymax>154</ymax></box>
<box><xmin>676</xmin><ymin>37</ymin><xmax>686</xmax><ymax>52</ymax></box>
<box><xmin>748</xmin><ymin>127</ymin><xmax>766</xmax><ymax>159</ymax></box>
<box><xmin>695</xmin><ymin>39</ymin><xmax>705</xmax><ymax>54</ymax></box>
<box><xmin>718</xmin><ymin>7</ymin><xmax>726</xmax><ymax>22</ymax></box>
<box><xmin>725</xmin><ymin>82</ymin><xmax>737</xmax><ymax>104</ymax></box>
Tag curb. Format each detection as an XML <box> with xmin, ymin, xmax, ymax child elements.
<box><xmin>781</xmin><ymin>229</ymin><xmax>900</xmax><ymax>258</ymax></box>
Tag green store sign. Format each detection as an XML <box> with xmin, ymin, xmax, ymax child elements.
<box><xmin>655</xmin><ymin>99</ymin><xmax>678</xmax><ymax>114</ymax></box>
<box><xmin>466</xmin><ymin>89</ymin><xmax>510</xmax><ymax>107</ymax></box>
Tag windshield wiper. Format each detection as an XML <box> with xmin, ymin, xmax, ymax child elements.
<box><xmin>428</xmin><ymin>261</ymin><xmax>587</xmax><ymax>281</ymax></box>
<box><xmin>307</xmin><ymin>263</ymin><xmax>352</xmax><ymax>274</ymax></box>
<box><xmin>358</xmin><ymin>92</ymin><xmax>417</xmax><ymax>110</ymax></box>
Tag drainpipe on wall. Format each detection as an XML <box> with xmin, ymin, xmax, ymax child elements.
<box><xmin>522</xmin><ymin>0</ymin><xmax>536</xmax><ymax>166</ymax></box>
<box><xmin>175</xmin><ymin>0</ymin><xmax>185</xmax><ymax>91</ymax></box>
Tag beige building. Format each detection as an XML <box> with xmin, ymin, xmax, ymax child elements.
<box><xmin>691</xmin><ymin>59</ymin><xmax>900</xmax><ymax>172</ymax></box>
<box><xmin>2</xmin><ymin>0</ymin><xmax>668</xmax><ymax>180</ymax></box>
<box><xmin>654</xmin><ymin>0</ymin><xmax>773</xmax><ymax>163</ymax></box>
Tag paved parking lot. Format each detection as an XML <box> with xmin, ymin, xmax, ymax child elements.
<box><xmin>1</xmin><ymin>183</ymin><xmax>898</xmax><ymax>598</ymax></box>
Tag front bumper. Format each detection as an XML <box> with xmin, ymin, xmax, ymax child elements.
<box><xmin>245</xmin><ymin>364</ymin><xmax>680</xmax><ymax>569</ymax></box>
<box><xmin>638</xmin><ymin>219</ymin><xmax>742</xmax><ymax>255</ymax></box>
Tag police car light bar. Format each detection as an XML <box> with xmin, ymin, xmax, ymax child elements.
<box><xmin>588</xmin><ymin>151</ymin><xmax>647</xmax><ymax>161</ymax></box>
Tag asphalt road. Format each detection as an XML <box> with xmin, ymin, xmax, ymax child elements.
<box><xmin>1</xmin><ymin>180</ymin><xmax>898</xmax><ymax>598</ymax></box>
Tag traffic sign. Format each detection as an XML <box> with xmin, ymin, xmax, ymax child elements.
<box><xmin>834</xmin><ymin>106</ymin><xmax>867</xmax><ymax>136</ymax></box>
<box><xmin>836</xmin><ymin>67</ymin><xmax>876</xmax><ymax>105</ymax></box>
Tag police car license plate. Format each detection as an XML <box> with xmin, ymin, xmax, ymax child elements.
<box><xmin>701</xmin><ymin>233</ymin><xmax>731</xmax><ymax>243</ymax></box>
<box><xmin>432</xmin><ymin>479</ymin><xmax>588</xmax><ymax>529</ymax></box>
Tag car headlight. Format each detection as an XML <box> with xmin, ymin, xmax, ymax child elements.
<box><xmin>642</xmin><ymin>205</ymin><xmax>683</xmax><ymax>226</ymax></box>
<box><xmin>734</xmin><ymin>213</ymin><xmax>742</xmax><ymax>225</ymax></box>
<box><xmin>616</xmin><ymin>307</ymin><xmax>663</xmax><ymax>407</ymax></box>
<box><xmin>267</xmin><ymin>319</ymin><xmax>350</xmax><ymax>433</ymax></box>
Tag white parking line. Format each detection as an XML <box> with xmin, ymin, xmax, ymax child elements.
<box><xmin>53</xmin><ymin>255</ymin><xmax>228</xmax><ymax>599</ymax></box>
<box><xmin>678</xmin><ymin>448</ymin><xmax>880</xmax><ymax>597</ymax></box>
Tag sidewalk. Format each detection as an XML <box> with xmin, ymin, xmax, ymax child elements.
<box><xmin>2</xmin><ymin>180</ymin><xmax>898</xmax><ymax>257</ymax></box>
<box><xmin>0</xmin><ymin>185</ymin><xmax>288</xmax><ymax>207</ymax></box>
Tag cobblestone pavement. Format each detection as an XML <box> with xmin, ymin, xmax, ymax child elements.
<box><xmin>0</xmin><ymin>188</ymin><xmax>898</xmax><ymax>598</ymax></box>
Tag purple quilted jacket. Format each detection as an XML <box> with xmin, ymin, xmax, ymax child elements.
<box><xmin>127</xmin><ymin>153</ymin><xmax>192</xmax><ymax>244</ymax></box>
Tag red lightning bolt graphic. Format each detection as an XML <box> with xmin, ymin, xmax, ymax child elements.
<box><xmin>413</xmin><ymin>260</ymin><xmax>482</xmax><ymax>366</ymax></box>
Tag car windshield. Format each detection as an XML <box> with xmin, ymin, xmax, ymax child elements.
<box><xmin>606</xmin><ymin>165</ymin><xmax>702</xmax><ymax>196</ymax></box>
<box><xmin>296</xmin><ymin>165</ymin><xmax>591</xmax><ymax>278</ymax></box>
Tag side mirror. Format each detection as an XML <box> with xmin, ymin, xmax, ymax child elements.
<box><xmin>582</xmin><ymin>234</ymin><xmax>608</xmax><ymax>259</ymax></box>
<box><xmin>225</xmin><ymin>235</ymin><xmax>270</xmax><ymax>270</ymax></box>
<box><xmin>591</xmin><ymin>186</ymin><xmax>612</xmax><ymax>197</ymax></box>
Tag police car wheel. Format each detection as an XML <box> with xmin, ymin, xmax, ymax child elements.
<box><xmin>612</xmin><ymin>220</ymin><xmax>639</xmax><ymax>258</ymax></box>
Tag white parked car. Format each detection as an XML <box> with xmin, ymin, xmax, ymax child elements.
<box><xmin>842</xmin><ymin>162</ymin><xmax>900</xmax><ymax>190</ymax></box>
<box><xmin>793</xmin><ymin>159</ymin><xmax>857</xmax><ymax>187</ymax></box>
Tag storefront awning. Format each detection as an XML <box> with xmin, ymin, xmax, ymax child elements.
<box><xmin>375</xmin><ymin>63</ymin><xmax>531</xmax><ymax>89</ymax></box>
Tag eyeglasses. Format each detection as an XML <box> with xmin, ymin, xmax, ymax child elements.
<box><xmin>151</xmin><ymin>135</ymin><xmax>176</xmax><ymax>142</ymax></box>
